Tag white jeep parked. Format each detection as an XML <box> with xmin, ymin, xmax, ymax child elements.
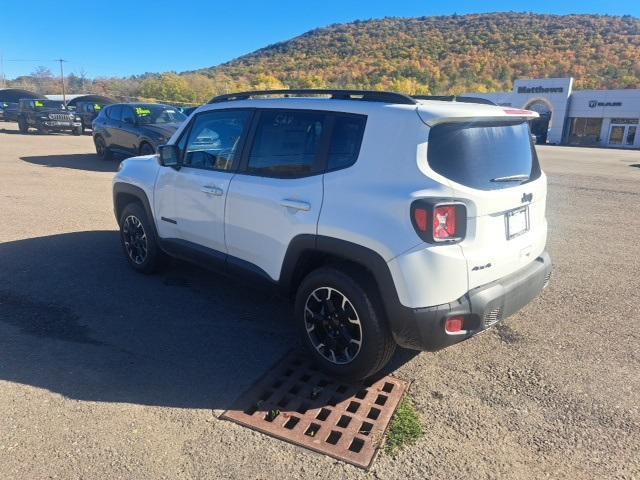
<box><xmin>113</xmin><ymin>89</ymin><xmax>552</xmax><ymax>380</ymax></box>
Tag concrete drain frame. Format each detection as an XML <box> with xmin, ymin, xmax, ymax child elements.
<box><xmin>221</xmin><ymin>352</ymin><xmax>409</xmax><ymax>469</ymax></box>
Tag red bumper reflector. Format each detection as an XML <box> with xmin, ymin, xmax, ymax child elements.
<box><xmin>445</xmin><ymin>316</ymin><xmax>465</xmax><ymax>333</ymax></box>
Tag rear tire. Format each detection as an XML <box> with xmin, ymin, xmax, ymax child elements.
<box><xmin>94</xmin><ymin>135</ymin><xmax>112</xmax><ymax>160</ymax></box>
<box><xmin>294</xmin><ymin>266</ymin><xmax>396</xmax><ymax>381</ymax></box>
<box><xmin>118</xmin><ymin>202</ymin><xmax>167</xmax><ymax>274</ymax></box>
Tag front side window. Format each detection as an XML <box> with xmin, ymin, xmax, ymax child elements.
<box><xmin>183</xmin><ymin>110</ymin><xmax>251</xmax><ymax>171</ymax></box>
<box><xmin>327</xmin><ymin>115</ymin><xmax>366</xmax><ymax>171</ymax></box>
<box><xmin>107</xmin><ymin>105</ymin><xmax>122</xmax><ymax>121</ymax></box>
<box><xmin>427</xmin><ymin>121</ymin><xmax>540</xmax><ymax>190</ymax></box>
<box><xmin>247</xmin><ymin>110</ymin><xmax>326</xmax><ymax>177</ymax></box>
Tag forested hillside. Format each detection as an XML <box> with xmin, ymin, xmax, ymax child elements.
<box><xmin>7</xmin><ymin>13</ymin><xmax>639</xmax><ymax>104</ymax></box>
<box><xmin>201</xmin><ymin>13</ymin><xmax>640</xmax><ymax>94</ymax></box>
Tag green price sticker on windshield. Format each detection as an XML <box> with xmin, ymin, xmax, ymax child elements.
<box><xmin>94</xmin><ymin>104</ymin><xmax>101</xmax><ymax>110</ymax></box>
<box><xmin>35</xmin><ymin>101</ymin><xmax>44</xmax><ymax>107</ymax></box>
<box><xmin>135</xmin><ymin>107</ymin><xmax>151</xmax><ymax>117</ymax></box>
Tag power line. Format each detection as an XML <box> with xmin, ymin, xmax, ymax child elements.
<box><xmin>5</xmin><ymin>59</ymin><xmax>50</xmax><ymax>62</ymax></box>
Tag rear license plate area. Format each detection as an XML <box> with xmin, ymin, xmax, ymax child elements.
<box><xmin>505</xmin><ymin>206</ymin><xmax>529</xmax><ymax>240</ymax></box>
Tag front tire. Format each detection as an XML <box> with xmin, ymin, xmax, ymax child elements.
<box><xmin>94</xmin><ymin>135</ymin><xmax>112</xmax><ymax>160</ymax></box>
<box><xmin>119</xmin><ymin>203</ymin><xmax>167</xmax><ymax>274</ymax></box>
<box><xmin>295</xmin><ymin>266</ymin><xmax>396</xmax><ymax>381</ymax></box>
<box><xmin>73</xmin><ymin>125</ymin><xmax>82</xmax><ymax>136</ymax></box>
<box><xmin>18</xmin><ymin>118</ymin><xmax>28</xmax><ymax>134</ymax></box>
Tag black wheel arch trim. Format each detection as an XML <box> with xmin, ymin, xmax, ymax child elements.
<box><xmin>138</xmin><ymin>139</ymin><xmax>157</xmax><ymax>153</ymax></box>
<box><xmin>280</xmin><ymin>234</ymin><xmax>421</xmax><ymax>348</ymax></box>
<box><xmin>112</xmin><ymin>182</ymin><xmax>158</xmax><ymax>237</ymax></box>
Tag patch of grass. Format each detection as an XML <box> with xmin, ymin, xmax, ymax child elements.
<box><xmin>385</xmin><ymin>398</ymin><xmax>424</xmax><ymax>455</ymax></box>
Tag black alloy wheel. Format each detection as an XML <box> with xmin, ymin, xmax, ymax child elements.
<box><xmin>304</xmin><ymin>286</ymin><xmax>363</xmax><ymax>365</ymax></box>
<box><xmin>122</xmin><ymin>214</ymin><xmax>148</xmax><ymax>265</ymax></box>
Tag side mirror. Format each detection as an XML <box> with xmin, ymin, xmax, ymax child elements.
<box><xmin>158</xmin><ymin>144</ymin><xmax>180</xmax><ymax>167</ymax></box>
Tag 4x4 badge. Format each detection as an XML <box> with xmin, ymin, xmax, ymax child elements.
<box><xmin>522</xmin><ymin>192</ymin><xmax>533</xmax><ymax>203</ymax></box>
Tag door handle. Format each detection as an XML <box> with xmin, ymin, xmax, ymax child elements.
<box><xmin>280</xmin><ymin>199</ymin><xmax>311</xmax><ymax>211</ymax></box>
<box><xmin>201</xmin><ymin>185</ymin><xmax>224</xmax><ymax>196</ymax></box>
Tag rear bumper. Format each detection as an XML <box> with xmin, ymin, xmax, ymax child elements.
<box><xmin>389</xmin><ymin>251</ymin><xmax>552</xmax><ymax>350</ymax></box>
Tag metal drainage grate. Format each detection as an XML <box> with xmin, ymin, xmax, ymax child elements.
<box><xmin>483</xmin><ymin>307</ymin><xmax>503</xmax><ymax>328</ymax></box>
<box><xmin>221</xmin><ymin>352</ymin><xmax>409</xmax><ymax>469</ymax></box>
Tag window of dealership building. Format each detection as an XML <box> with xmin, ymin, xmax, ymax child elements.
<box><xmin>465</xmin><ymin>77</ymin><xmax>640</xmax><ymax>149</ymax></box>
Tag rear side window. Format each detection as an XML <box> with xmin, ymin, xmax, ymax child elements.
<box><xmin>107</xmin><ymin>105</ymin><xmax>122</xmax><ymax>121</ymax></box>
<box><xmin>327</xmin><ymin>115</ymin><xmax>366</xmax><ymax>171</ymax></box>
<box><xmin>427</xmin><ymin>121</ymin><xmax>540</xmax><ymax>190</ymax></box>
<box><xmin>247</xmin><ymin>110</ymin><xmax>326</xmax><ymax>178</ymax></box>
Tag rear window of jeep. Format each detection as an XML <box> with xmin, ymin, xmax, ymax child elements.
<box><xmin>427</xmin><ymin>120</ymin><xmax>541</xmax><ymax>190</ymax></box>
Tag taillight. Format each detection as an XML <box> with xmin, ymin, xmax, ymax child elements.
<box><xmin>411</xmin><ymin>200</ymin><xmax>466</xmax><ymax>244</ymax></box>
<box><xmin>414</xmin><ymin>208</ymin><xmax>428</xmax><ymax>233</ymax></box>
<box><xmin>433</xmin><ymin>205</ymin><xmax>456</xmax><ymax>240</ymax></box>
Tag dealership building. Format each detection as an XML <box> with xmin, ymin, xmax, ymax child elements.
<box><xmin>465</xmin><ymin>77</ymin><xmax>640</xmax><ymax>149</ymax></box>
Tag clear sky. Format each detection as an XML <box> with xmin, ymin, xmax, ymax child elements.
<box><xmin>1</xmin><ymin>0</ymin><xmax>637</xmax><ymax>80</ymax></box>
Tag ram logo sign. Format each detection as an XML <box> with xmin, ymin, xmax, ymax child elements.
<box><xmin>589</xmin><ymin>100</ymin><xmax>622</xmax><ymax>108</ymax></box>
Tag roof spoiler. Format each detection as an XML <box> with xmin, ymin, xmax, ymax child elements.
<box><xmin>412</xmin><ymin>95</ymin><xmax>497</xmax><ymax>106</ymax></box>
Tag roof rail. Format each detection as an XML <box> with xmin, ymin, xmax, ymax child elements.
<box><xmin>209</xmin><ymin>89</ymin><xmax>417</xmax><ymax>105</ymax></box>
<box><xmin>412</xmin><ymin>95</ymin><xmax>497</xmax><ymax>106</ymax></box>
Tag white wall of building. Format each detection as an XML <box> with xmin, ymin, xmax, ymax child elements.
<box><xmin>464</xmin><ymin>77</ymin><xmax>640</xmax><ymax>149</ymax></box>
<box><xmin>465</xmin><ymin>78</ymin><xmax>573</xmax><ymax>144</ymax></box>
<box><xmin>569</xmin><ymin>90</ymin><xmax>640</xmax><ymax>148</ymax></box>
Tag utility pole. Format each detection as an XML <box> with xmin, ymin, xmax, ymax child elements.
<box><xmin>55</xmin><ymin>58</ymin><xmax>67</xmax><ymax>104</ymax></box>
<box><xmin>0</xmin><ymin>51</ymin><xmax>5</xmax><ymax>88</ymax></box>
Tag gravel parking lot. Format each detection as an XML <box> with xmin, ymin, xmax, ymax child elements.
<box><xmin>1</xmin><ymin>121</ymin><xmax>639</xmax><ymax>480</ymax></box>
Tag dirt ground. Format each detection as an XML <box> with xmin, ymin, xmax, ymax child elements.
<box><xmin>1</xmin><ymin>121</ymin><xmax>639</xmax><ymax>479</ymax></box>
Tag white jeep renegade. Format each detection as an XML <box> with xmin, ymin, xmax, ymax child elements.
<box><xmin>113</xmin><ymin>89</ymin><xmax>552</xmax><ymax>381</ymax></box>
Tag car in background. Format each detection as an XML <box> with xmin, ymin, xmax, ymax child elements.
<box><xmin>181</xmin><ymin>106</ymin><xmax>199</xmax><ymax>116</ymax></box>
<box><xmin>92</xmin><ymin>103</ymin><xmax>187</xmax><ymax>160</ymax></box>
<box><xmin>1</xmin><ymin>102</ymin><xmax>20</xmax><ymax>122</ymax></box>
<box><xmin>75</xmin><ymin>101</ymin><xmax>113</xmax><ymax>133</ymax></box>
<box><xmin>17</xmin><ymin>99</ymin><xmax>82</xmax><ymax>135</ymax></box>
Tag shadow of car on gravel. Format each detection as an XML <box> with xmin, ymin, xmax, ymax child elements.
<box><xmin>0</xmin><ymin>231</ymin><xmax>415</xmax><ymax>410</ymax></box>
<box><xmin>21</xmin><ymin>154</ymin><xmax>119</xmax><ymax>173</ymax></box>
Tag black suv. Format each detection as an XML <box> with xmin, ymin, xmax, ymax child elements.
<box><xmin>92</xmin><ymin>103</ymin><xmax>186</xmax><ymax>160</ymax></box>
<box><xmin>74</xmin><ymin>101</ymin><xmax>113</xmax><ymax>133</ymax></box>
<box><xmin>17</xmin><ymin>99</ymin><xmax>82</xmax><ymax>135</ymax></box>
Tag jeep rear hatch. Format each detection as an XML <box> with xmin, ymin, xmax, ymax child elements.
<box><xmin>418</xmin><ymin>108</ymin><xmax>548</xmax><ymax>290</ymax></box>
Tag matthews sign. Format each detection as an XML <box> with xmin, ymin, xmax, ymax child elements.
<box><xmin>517</xmin><ymin>85</ymin><xmax>564</xmax><ymax>94</ymax></box>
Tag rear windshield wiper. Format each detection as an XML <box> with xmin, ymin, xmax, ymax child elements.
<box><xmin>490</xmin><ymin>174</ymin><xmax>530</xmax><ymax>183</ymax></box>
